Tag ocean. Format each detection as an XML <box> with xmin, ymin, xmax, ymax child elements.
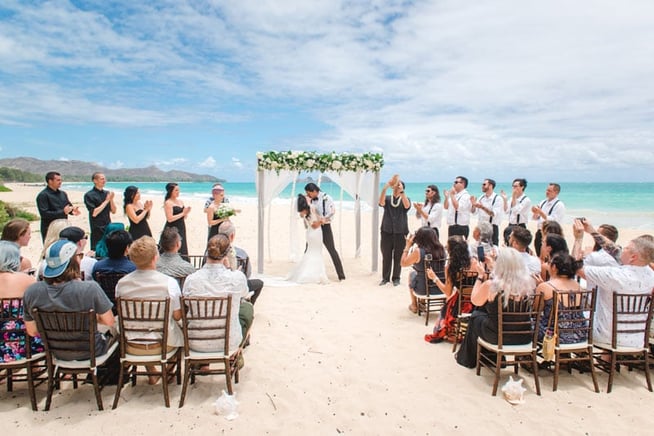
<box><xmin>63</xmin><ymin>180</ymin><xmax>654</xmax><ymax>231</ymax></box>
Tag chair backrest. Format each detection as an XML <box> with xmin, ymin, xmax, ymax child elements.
<box><xmin>496</xmin><ymin>292</ymin><xmax>543</xmax><ymax>348</ymax></box>
<box><xmin>423</xmin><ymin>256</ymin><xmax>446</xmax><ymax>297</ymax></box>
<box><xmin>180</xmin><ymin>296</ymin><xmax>232</xmax><ymax>356</ymax></box>
<box><xmin>552</xmin><ymin>289</ymin><xmax>596</xmax><ymax>345</ymax></box>
<box><xmin>455</xmin><ymin>269</ymin><xmax>479</xmax><ymax>315</ymax></box>
<box><xmin>1</xmin><ymin>298</ymin><xmax>39</xmax><ymax>360</ymax></box>
<box><xmin>94</xmin><ymin>272</ymin><xmax>127</xmax><ymax>313</ymax></box>
<box><xmin>116</xmin><ymin>297</ymin><xmax>170</xmax><ymax>359</ymax></box>
<box><xmin>610</xmin><ymin>292</ymin><xmax>653</xmax><ymax>349</ymax></box>
<box><xmin>186</xmin><ymin>255</ymin><xmax>206</xmax><ymax>270</ymax></box>
<box><xmin>31</xmin><ymin>308</ymin><xmax>99</xmax><ymax>363</ymax></box>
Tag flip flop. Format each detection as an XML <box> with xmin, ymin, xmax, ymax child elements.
<box><xmin>408</xmin><ymin>304</ymin><xmax>418</xmax><ymax>314</ymax></box>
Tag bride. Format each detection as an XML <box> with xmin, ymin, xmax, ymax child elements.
<box><xmin>287</xmin><ymin>194</ymin><xmax>329</xmax><ymax>284</ymax></box>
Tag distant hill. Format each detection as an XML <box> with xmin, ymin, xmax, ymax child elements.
<box><xmin>0</xmin><ymin>157</ymin><xmax>223</xmax><ymax>183</ymax></box>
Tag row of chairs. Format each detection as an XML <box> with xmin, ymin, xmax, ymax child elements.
<box><xmin>475</xmin><ymin>290</ymin><xmax>653</xmax><ymax>396</ymax></box>
<box><xmin>1</xmin><ymin>295</ymin><xmax>248</xmax><ymax>410</ymax></box>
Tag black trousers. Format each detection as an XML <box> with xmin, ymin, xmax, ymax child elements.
<box><xmin>491</xmin><ymin>224</ymin><xmax>499</xmax><ymax>247</ymax></box>
<box><xmin>247</xmin><ymin>278</ymin><xmax>264</xmax><ymax>305</ymax></box>
<box><xmin>381</xmin><ymin>231</ymin><xmax>405</xmax><ymax>281</ymax></box>
<box><xmin>321</xmin><ymin>224</ymin><xmax>345</xmax><ymax>280</ymax></box>
<box><xmin>448</xmin><ymin>224</ymin><xmax>470</xmax><ymax>239</ymax></box>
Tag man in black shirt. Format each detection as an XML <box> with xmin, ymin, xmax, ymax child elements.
<box><xmin>35</xmin><ymin>171</ymin><xmax>80</xmax><ymax>242</ymax></box>
<box><xmin>378</xmin><ymin>174</ymin><xmax>411</xmax><ymax>286</ymax></box>
<box><xmin>84</xmin><ymin>172</ymin><xmax>116</xmax><ymax>251</ymax></box>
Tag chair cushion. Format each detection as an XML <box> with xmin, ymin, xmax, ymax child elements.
<box><xmin>54</xmin><ymin>341</ymin><xmax>119</xmax><ymax>369</ymax></box>
<box><xmin>478</xmin><ymin>337</ymin><xmax>534</xmax><ymax>353</ymax></box>
<box><xmin>593</xmin><ymin>341</ymin><xmax>648</xmax><ymax>353</ymax></box>
<box><xmin>121</xmin><ymin>346</ymin><xmax>179</xmax><ymax>363</ymax></box>
<box><xmin>557</xmin><ymin>341</ymin><xmax>590</xmax><ymax>351</ymax></box>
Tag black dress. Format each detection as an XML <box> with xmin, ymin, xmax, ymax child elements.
<box><xmin>455</xmin><ymin>293</ymin><xmax>531</xmax><ymax>368</ymax></box>
<box><xmin>164</xmin><ymin>205</ymin><xmax>188</xmax><ymax>257</ymax></box>
<box><xmin>128</xmin><ymin>209</ymin><xmax>152</xmax><ymax>240</ymax></box>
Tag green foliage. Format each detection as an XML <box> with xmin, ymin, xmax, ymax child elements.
<box><xmin>0</xmin><ymin>167</ymin><xmax>42</xmax><ymax>183</ymax></box>
<box><xmin>0</xmin><ymin>200</ymin><xmax>38</xmax><ymax>232</ymax></box>
<box><xmin>0</xmin><ymin>184</ymin><xmax>11</xmax><ymax>192</ymax></box>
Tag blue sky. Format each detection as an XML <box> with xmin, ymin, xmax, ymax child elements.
<box><xmin>1</xmin><ymin>0</ymin><xmax>653</xmax><ymax>182</ymax></box>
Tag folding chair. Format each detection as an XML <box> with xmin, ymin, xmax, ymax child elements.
<box><xmin>451</xmin><ymin>270</ymin><xmax>479</xmax><ymax>352</ymax></box>
<box><xmin>94</xmin><ymin>272</ymin><xmax>127</xmax><ymax>315</ymax></box>
<box><xmin>476</xmin><ymin>293</ymin><xmax>543</xmax><ymax>396</ymax></box>
<box><xmin>414</xmin><ymin>256</ymin><xmax>447</xmax><ymax>326</ymax></box>
<box><xmin>594</xmin><ymin>292</ymin><xmax>653</xmax><ymax>393</ymax></box>
<box><xmin>112</xmin><ymin>297</ymin><xmax>181</xmax><ymax>408</ymax></box>
<box><xmin>1</xmin><ymin>298</ymin><xmax>47</xmax><ymax>410</ymax></box>
<box><xmin>32</xmin><ymin>308</ymin><xmax>119</xmax><ymax>411</ymax></box>
<box><xmin>186</xmin><ymin>255</ymin><xmax>206</xmax><ymax>270</ymax></box>
<box><xmin>178</xmin><ymin>296</ymin><xmax>250</xmax><ymax>407</ymax></box>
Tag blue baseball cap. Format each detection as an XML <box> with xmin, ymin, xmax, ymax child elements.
<box><xmin>43</xmin><ymin>240</ymin><xmax>78</xmax><ymax>278</ymax></box>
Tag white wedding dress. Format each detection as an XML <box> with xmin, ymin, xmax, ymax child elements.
<box><xmin>287</xmin><ymin>207</ymin><xmax>329</xmax><ymax>284</ymax></box>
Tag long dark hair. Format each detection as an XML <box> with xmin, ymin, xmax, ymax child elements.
<box><xmin>549</xmin><ymin>253</ymin><xmax>582</xmax><ymax>278</ymax></box>
<box><xmin>123</xmin><ymin>185</ymin><xmax>138</xmax><ymax>212</ymax></box>
<box><xmin>446</xmin><ymin>235</ymin><xmax>471</xmax><ymax>283</ymax></box>
<box><xmin>424</xmin><ymin>184</ymin><xmax>441</xmax><ymax>205</ymax></box>
<box><xmin>414</xmin><ymin>227</ymin><xmax>445</xmax><ymax>259</ymax></box>
<box><xmin>545</xmin><ymin>234</ymin><xmax>568</xmax><ymax>257</ymax></box>
<box><xmin>164</xmin><ymin>182</ymin><xmax>178</xmax><ymax>201</ymax></box>
<box><xmin>296</xmin><ymin>194</ymin><xmax>310</xmax><ymax>215</ymax></box>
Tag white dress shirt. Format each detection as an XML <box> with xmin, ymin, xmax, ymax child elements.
<box><xmin>476</xmin><ymin>192</ymin><xmax>503</xmax><ymax>225</ymax></box>
<box><xmin>508</xmin><ymin>195</ymin><xmax>531</xmax><ymax>225</ymax></box>
<box><xmin>446</xmin><ymin>190</ymin><xmax>472</xmax><ymax>226</ymax></box>
<box><xmin>535</xmin><ymin>197</ymin><xmax>565</xmax><ymax>229</ymax></box>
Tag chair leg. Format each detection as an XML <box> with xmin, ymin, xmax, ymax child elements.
<box><xmin>6</xmin><ymin>368</ymin><xmax>13</xmax><ymax>392</ymax></box>
<box><xmin>553</xmin><ymin>350</ymin><xmax>560</xmax><ymax>392</ymax></box>
<box><xmin>224</xmin><ymin>359</ymin><xmax>233</xmax><ymax>395</ymax></box>
<box><xmin>587</xmin><ymin>347</ymin><xmax>600</xmax><ymax>393</ymax></box>
<box><xmin>531</xmin><ymin>351</ymin><xmax>541</xmax><ymax>395</ymax></box>
<box><xmin>491</xmin><ymin>352</ymin><xmax>502</xmax><ymax>396</ymax></box>
<box><xmin>178</xmin><ymin>359</ymin><xmax>192</xmax><ymax>408</ymax></box>
<box><xmin>112</xmin><ymin>363</ymin><xmax>126</xmax><ymax>410</ymax></box>
<box><xmin>91</xmin><ymin>372</ymin><xmax>104</xmax><ymax>411</ymax></box>
<box><xmin>45</xmin><ymin>364</ymin><xmax>57</xmax><ymax>411</ymax></box>
<box><xmin>475</xmin><ymin>342</ymin><xmax>482</xmax><ymax>376</ymax></box>
<box><xmin>643</xmin><ymin>352</ymin><xmax>653</xmax><ymax>392</ymax></box>
<box><xmin>607</xmin><ymin>352</ymin><xmax>617</xmax><ymax>393</ymax></box>
<box><xmin>26</xmin><ymin>363</ymin><xmax>39</xmax><ymax>411</ymax></box>
<box><xmin>451</xmin><ymin>321</ymin><xmax>460</xmax><ymax>353</ymax></box>
<box><xmin>161</xmin><ymin>362</ymin><xmax>170</xmax><ymax>408</ymax></box>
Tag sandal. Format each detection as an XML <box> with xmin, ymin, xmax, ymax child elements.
<box><xmin>408</xmin><ymin>304</ymin><xmax>418</xmax><ymax>314</ymax></box>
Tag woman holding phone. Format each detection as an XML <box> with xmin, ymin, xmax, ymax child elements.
<box><xmin>401</xmin><ymin>227</ymin><xmax>446</xmax><ymax>313</ymax></box>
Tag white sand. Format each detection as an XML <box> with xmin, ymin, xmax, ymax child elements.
<box><xmin>1</xmin><ymin>183</ymin><xmax>653</xmax><ymax>434</ymax></box>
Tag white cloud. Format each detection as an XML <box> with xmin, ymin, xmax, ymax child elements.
<box><xmin>108</xmin><ymin>160</ymin><xmax>125</xmax><ymax>169</ymax></box>
<box><xmin>231</xmin><ymin>157</ymin><xmax>243</xmax><ymax>169</ymax></box>
<box><xmin>199</xmin><ymin>156</ymin><xmax>217</xmax><ymax>168</ymax></box>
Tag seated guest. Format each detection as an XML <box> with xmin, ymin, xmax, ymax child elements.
<box><xmin>469</xmin><ymin>221</ymin><xmax>498</xmax><ymax>260</ymax></box>
<box><xmin>0</xmin><ymin>241</ymin><xmax>44</xmax><ymax>362</ymax></box>
<box><xmin>218</xmin><ymin>221</ymin><xmax>264</xmax><ymax>305</ymax></box>
<box><xmin>576</xmin><ymin>235</ymin><xmax>654</xmax><ymax>348</ymax></box>
<box><xmin>572</xmin><ymin>219</ymin><xmax>620</xmax><ymax>266</ymax></box>
<box><xmin>183</xmin><ymin>234</ymin><xmax>253</xmax><ymax>355</ymax></box>
<box><xmin>535</xmin><ymin>253</ymin><xmax>585</xmax><ymax>343</ymax></box>
<box><xmin>22</xmin><ymin>240</ymin><xmax>116</xmax><ymax>360</ymax></box>
<box><xmin>92</xmin><ymin>230</ymin><xmax>136</xmax><ymax>279</ymax></box>
<box><xmin>156</xmin><ymin>227</ymin><xmax>195</xmax><ymax>279</ymax></box>
<box><xmin>1</xmin><ymin>218</ymin><xmax>33</xmax><ymax>272</ymax></box>
<box><xmin>400</xmin><ymin>227</ymin><xmax>446</xmax><ymax>314</ymax></box>
<box><xmin>36</xmin><ymin>218</ymin><xmax>71</xmax><ymax>280</ymax></box>
<box><xmin>539</xmin><ymin>233</ymin><xmax>568</xmax><ymax>280</ymax></box>
<box><xmin>424</xmin><ymin>235</ymin><xmax>472</xmax><ymax>343</ymax></box>
<box><xmin>115</xmin><ymin>236</ymin><xmax>184</xmax><ymax>382</ymax></box>
<box><xmin>94</xmin><ymin>222</ymin><xmax>126</xmax><ymax>259</ymax></box>
<box><xmin>59</xmin><ymin>226</ymin><xmax>97</xmax><ymax>281</ymax></box>
<box><xmin>456</xmin><ymin>247</ymin><xmax>534</xmax><ymax>368</ymax></box>
<box><xmin>508</xmin><ymin>226</ymin><xmax>541</xmax><ymax>276</ymax></box>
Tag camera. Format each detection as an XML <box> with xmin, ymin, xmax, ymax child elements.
<box><xmin>424</xmin><ymin>253</ymin><xmax>433</xmax><ymax>261</ymax></box>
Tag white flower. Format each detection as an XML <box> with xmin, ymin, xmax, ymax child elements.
<box><xmin>256</xmin><ymin>152</ymin><xmax>263</xmax><ymax>159</ymax></box>
<box><xmin>306</xmin><ymin>159</ymin><xmax>315</xmax><ymax>168</ymax></box>
<box><xmin>332</xmin><ymin>160</ymin><xmax>342</xmax><ymax>170</ymax></box>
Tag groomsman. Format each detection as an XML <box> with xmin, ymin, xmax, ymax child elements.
<box><xmin>35</xmin><ymin>171</ymin><xmax>80</xmax><ymax>241</ymax></box>
<box><xmin>502</xmin><ymin>178</ymin><xmax>531</xmax><ymax>245</ymax></box>
<box><xmin>444</xmin><ymin>176</ymin><xmax>472</xmax><ymax>239</ymax></box>
<box><xmin>531</xmin><ymin>183</ymin><xmax>566</xmax><ymax>256</ymax></box>
<box><xmin>472</xmin><ymin>178</ymin><xmax>503</xmax><ymax>246</ymax></box>
<box><xmin>305</xmin><ymin>183</ymin><xmax>346</xmax><ymax>281</ymax></box>
<box><xmin>84</xmin><ymin>172</ymin><xmax>116</xmax><ymax>250</ymax></box>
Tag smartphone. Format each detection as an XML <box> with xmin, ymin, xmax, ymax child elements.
<box><xmin>424</xmin><ymin>253</ymin><xmax>433</xmax><ymax>261</ymax></box>
<box><xmin>576</xmin><ymin>217</ymin><xmax>586</xmax><ymax>222</ymax></box>
<box><xmin>477</xmin><ymin>245</ymin><xmax>485</xmax><ymax>262</ymax></box>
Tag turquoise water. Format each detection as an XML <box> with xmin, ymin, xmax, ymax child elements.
<box><xmin>64</xmin><ymin>181</ymin><xmax>654</xmax><ymax>230</ymax></box>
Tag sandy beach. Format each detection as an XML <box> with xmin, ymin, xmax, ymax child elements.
<box><xmin>2</xmin><ymin>183</ymin><xmax>653</xmax><ymax>435</ymax></box>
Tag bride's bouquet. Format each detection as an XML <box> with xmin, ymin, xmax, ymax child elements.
<box><xmin>214</xmin><ymin>204</ymin><xmax>236</xmax><ymax>219</ymax></box>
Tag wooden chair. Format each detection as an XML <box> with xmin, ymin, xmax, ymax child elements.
<box><xmin>186</xmin><ymin>255</ymin><xmax>206</xmax><ymax>270</ymax></box>
<box><xmin>414</xmin><ymin>256</ymin><xmax>447</xmax><ymax>326</ymax></box>
<box><xmin>451</xmin><ymin>270</ymin><xmax>479</xmax><ymax>352</ymax></box>
<box><xmin>593</xmin><ymin>292</ymin><xmax>653</xmax><ymax>393</ymax></box>
<box><xmin>547</xmin><ymin>289</ymin><xmax>599</xmax><ymax>392</ymax></box>
<box><xmin>178</xmin><ymin>296</ymin><xmax>250</xmax><ymax>407</ymax></box>
<box><xmin>476</xmin><ymin>293</ymin><xmax>543</xmax><ymax>396</ymax></box>
<box><xmin>94</xmin><ymin>272</ymin><xmax>127</xmax><ymax>315</ymax></box>
<box><xmin>31</xmin><ymin>308</ymin><xmax>119</xmax><ymax>411</ymax></box>
<box><xmin>112</xmin><ymin>297</ymin><xmax>181</xmax><ymax>409</ymax></box>
<box><xmin>0</xmin><ymin>298</ymin><xmax>47</xmax><ymax>410</ymax></box>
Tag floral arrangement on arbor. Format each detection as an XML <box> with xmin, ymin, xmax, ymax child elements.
<box><xmin>257</xmin><ymin>151</ymin><xmax>384</xmax><ymax>173</ymax></box>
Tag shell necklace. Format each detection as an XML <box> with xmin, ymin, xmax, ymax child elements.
<box><xmin>390</xmin><ymin>194</ymin><xmax>402</xmax><ymax>208</ymax></box>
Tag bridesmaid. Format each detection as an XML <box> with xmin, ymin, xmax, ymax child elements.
<box><xmin>206</xmin><ymin>183</ymin><xmax>230</xmax><ymax>241</ymax></box>
<box><xmin>163</xmin><ymin>182</ymin><xmax>191</xmax><ymax>257</ymax></box>
<box><xmin>124</xmin><ymin>185</ymin><xmax>153</xmax><ymax>240</ymax></box>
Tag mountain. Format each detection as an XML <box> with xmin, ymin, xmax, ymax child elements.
<box><xmin>0</xmin><ymin>157</ymin><xmax>223</xmax><ymax>182</ymax></box>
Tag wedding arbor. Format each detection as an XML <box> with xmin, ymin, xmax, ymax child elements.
<box><xmin>256</xmin><ymin>151</ymin><xmax>384</xmax><ymax>274</ymax></box>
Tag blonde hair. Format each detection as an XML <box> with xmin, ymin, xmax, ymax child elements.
<box><xmin>128</xmin><ymin>236</ymin><xmax>158</xmax><ymax>269</ymax></box>
<box><xmin>40</xmin><ymin>219</ymin><xmax>70</xmax><ymax>259</ymax></box>
<box><xmin>491</xmin><ymin>247</ymin><xmax>534</xmax><ymax>306</ymax></box>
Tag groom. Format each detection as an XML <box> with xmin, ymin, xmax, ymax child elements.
<box><xmin>305</xmin><ymin>183</ymin><xmax>346</xmax><ymax>281</ymax></box>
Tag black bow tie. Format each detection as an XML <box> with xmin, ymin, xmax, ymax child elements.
<box><xmin>311</xmin><ymin>198</ymin><xmax>319</xmax><ymax>202</ymax></box>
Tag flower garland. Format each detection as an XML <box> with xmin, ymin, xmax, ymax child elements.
<box><xmin>256</xmin><ymin>151</ymin><xmax>384</xmax><ymax>173</ymax></box>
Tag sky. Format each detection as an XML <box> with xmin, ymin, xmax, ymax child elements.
<box><xmin>1</xmin><ymin>0</ymin><xmax>653</xmax><ymax>183</ymax></box>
